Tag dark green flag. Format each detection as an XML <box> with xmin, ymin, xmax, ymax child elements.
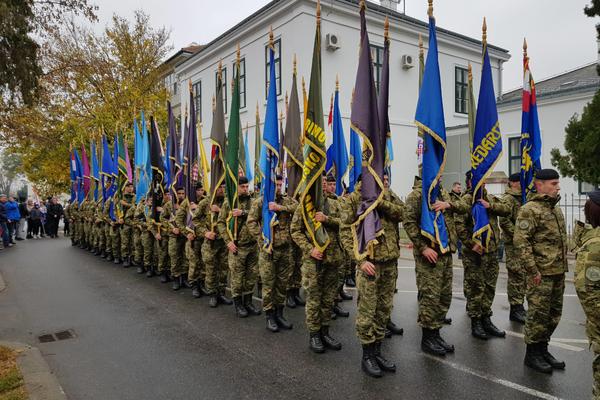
<box><xmin>225</xmin><ymin>53</ymin><xmax>241</xmax><ymax>241</ymax></box>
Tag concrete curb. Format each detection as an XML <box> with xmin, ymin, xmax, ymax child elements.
<box><xmin>1</xmin><ymin>341</ymin><xmax>67</xmax><ymax>400</ymax></box>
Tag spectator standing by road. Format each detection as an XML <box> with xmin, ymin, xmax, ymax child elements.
<box><xmin>0</xmin><ymin>194</ymin><xmax>11</xmax><ymax>248</ymax></box>
<box><xmin>5</xmin><ymin>196</ymin><xmax>20</xmax><ymax>244</ymax></box>
<box><xmin>16</xmin><ymin>198</ymin><xmax>29</xmax><ymax>241</ymax></box>
<box><xmin>46</xmin><ymin>196</ymin><xmax>63</xmax><ymax>238</ymax></box>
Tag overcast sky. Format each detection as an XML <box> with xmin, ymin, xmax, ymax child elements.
<box><xmin>90</xmin><ymin>0</ymin><xmax>599</xmax><ymax>91</ymax></box>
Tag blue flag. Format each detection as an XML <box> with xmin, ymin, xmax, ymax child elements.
<box><xmin>415</xmin><ymin>15</ymin><xmax>450</xmax><ymax>253</ymax></box>
<box><xmin>69</xmin><ymin>151</ymin><xmax>76</xmax><ymax>203</ymax></box>
<box><xmin>330</xmin><ymin>89</ymin><xmax>348</xmax><ymax>196</ymax></box>
<box><xmin>520</xmin><ymin>53</ymin><xmax>542</xmax><ymax>204</ymax></box>
<box><xmin>136</xmin><ymin>111</ymin><xmax>152</xmax><ymax>202</ymax></box>
<box><xmin>73</xmin><ymin>149</ymin><xmax>84</xmax><ymax>204</ymax></box>
<box><xmin>348</xmin><ymin>127</ymin><xmax>362</xmax><ymax>193</ymax></box>
<box><xmin>244</xmin><ymin>128</ymin><xmax>253</xmax><ymax>182</ymax></box>
<box><xmin>91</xmin><ymin>140</ymin><xmax>100</xmax><ymax>201</ymax></box>
<box><xmin>260</xmin><ymin>43</ymin><xmax>279</xmax><ymax>252</ymax></box>
<box><xmin>108</xmin><ymin>134</ymin><xmax>119</xmax><ymax>221</ymax></box>
<box><xmin>471</xmin><ymin>40</ymin><xmax>503</xmax><ymax>250</ymax></box>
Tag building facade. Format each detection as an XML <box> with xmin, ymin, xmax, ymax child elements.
<box><xmin>163</xmin><ymin>0</ymin><xmax>510</xmax><ymax>197</ymax></box>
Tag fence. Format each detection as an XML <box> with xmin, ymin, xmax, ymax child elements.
<box><xmin>561</xmin><ymin>193</ymin><xmax>589</xmax><ymax>241</ymax></box>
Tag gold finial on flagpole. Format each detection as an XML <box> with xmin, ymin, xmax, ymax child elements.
<box><xmin>285</xmin><ymin>91</ymin><xmax>289</xmax><ymax>110</ymax></box>
<box><xmin>427</xmin><ymin>0</ymin><xmax>433</xmax><ymax>18</ymax></box>
<box><xmin>359</xmin><ymin>0</ymin><xmax>365</xmax><ymax>12</ymax></box>
<box><xmin>468</xmin><ymin>63</ymin><xmax>473</xmax><ymax>81</ymax></box>
<box><xmin>317</xmin><ymin>0</ymin><xmax>321</xmax><ymax>25</ymax></box>
<box><xmin>218</xmin><ymin>60</ymin><xmax>223</xmax><ymax>80</ymax></box>
<box><xmin>419</xmin><ymin>34</ymin><xmax>423</xmax><ymax>56</ymax></box>
<box><xmin>269</xmin><ymin>26</ymin><xmax>274</xmax><ymax>48</ymax></box>
<box><xmin>236</xmin><ymin>43</ymin><xmax>241</xmax><ymax>64</ymax></box>
<box><xmin>336</xmin><ymin>74</ymin><xmax>339</xmax><ymax>91</ymax></box>
<box><xmin>256</xmin><ymin>101</ymin><xmax>259</xmax><ymax>117</ymax></box>
<box><xmin>293</xmin><ymin>54</ymin><xmax>297</xmax><ymax>76</ymax></box>
<box><xmin>188</xmin><ymin>79</ymin><xmax>192</xmax><ymax>93</ymax></box>
<box><xmin>184</xmin><ymin>103</ymin><xmax>188</xmax><ymax>118</ymax></box>
<box><xmin>482</xmin><ymin>17</ymin><xmax>487</xmax><ymax>45</ymax></box>
<box><xmin>384</xmin><ymin>16</ymin><xmax>389</xmax><ymax>42</ymax></box>
<box><xmin>523</xmin><ymin>37</ymin><xmax>528</xmax><ymax>58</ymax></box>
<box><xmin>212</xmin><ymin>95</ymin><xmax>216</xmax><ymax>113</ymax></box>
<box><xmin>302</xmin><ymin>76</ymin><xmax>306</xmax><ymax>95</ymax></box>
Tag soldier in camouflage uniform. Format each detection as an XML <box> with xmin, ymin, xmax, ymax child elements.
<box><xmin>291</xmin><ymin>174</ymin><xmax>343</xmax><ymax>353</ymax></box>
<box><xmin>574</xmin><ymin>190</ymin><xmax>600</xmax><ymax>399</ymax></box>
<box><xmin>514</xmin><ymin>169</ymin><xmax>567</xmax><ymax>373</ymax></box>
<box><xmin>119</xmin><ymin>183</ymin><xmax>135</xmax><ymax>267</ymax></box>
<box><xmin>102</xmin><ymin>190</ymin><xmax>114</xmax><ymax>262</ymax></box>
<box><xmin>198</xmin><ymin>184</ymin><xmax>231</xmax><ymax>307</ymax></box>
<box><xmin>168</xmin><ymin>188</ymin><xmax>188</xmax><ymax>290</ymax></box>
<box><xmin>65</xmin><ymin>202</ymin><xmax>75</xmax><ymax>246</ymax></box>
<box><xmin>340</xmin><ymin>179</ymin><xmax>403</xmax><ymax>378</ymax></box>
<box><xmin>405</xmin><ymin>176</ymin><xmax>467</xmax><ymax>357</ymax></box>
<box><xmin>139</xmin><ymin>196</ymin><xmax>155</xmax><ymax>275</ymax></box>
<box><xmin>94</xmin><ymin>199</ymin><xmax>106</xmax><ymax>256</ymax></box>
<box><xmin>456</xmin><ymin>183</ymin><xmax>510</xmax><ymax>340</ymax></box>
<box><xmin>499</xmin><ymin>173</ymin><xmax>527</xmax><ymax>323</ymax></box>
<box><xmin>153</xmin><ymin>193</ymin><xmax>172</xmax><ymax>279</ymax></box>
<box><xmin>185</xmin><ymin>184</ymin><xmax>207</xmax><ymax>297</ymax></box>
<box><xmin>247</xmin><ymin>175</ymin><xmax>297</xmax><ymax>332</ymax></box>
<box><xmin>132</xmin><ymin>197</ymin><xmax>146</xmax><ymax>269</ymax></box>
<box><xmin>217</xmin><ymin>176</ymin><xmax>261</xmax><ymax>318</ymax></box>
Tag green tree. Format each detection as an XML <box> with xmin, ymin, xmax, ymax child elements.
<box><xmin>551</xmin><ymin>89</ymin><xmax>600</xmax><ymax>187</ymax></box>
<box><xmin>0</xmin><ymin>151</ymin><xmax>23</xmax><ymax>196</ymax></box>
<box><xmin>585</xmin><ymin>0</ymin><xmax>600</xmax><ymax>74</ymax></box>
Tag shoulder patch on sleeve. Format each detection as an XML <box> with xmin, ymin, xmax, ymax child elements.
<box><xmin>518</xmin><ymin>220</ymin><xmax>530</xmax><ymax>230</ymax></box>
<box><xmin>585</xmin><ymin>266</ymin><xmax>600</xmax><ymax>282</ymax></box>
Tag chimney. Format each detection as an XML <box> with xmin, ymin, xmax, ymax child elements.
<box><xmin>380</xmin><ymin>0</ymin><xmax>399</xmax><ymax>11</ymax></box>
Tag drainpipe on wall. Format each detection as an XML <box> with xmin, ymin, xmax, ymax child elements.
<box><xmin>497</xmin><ymin>60</ymin><xmax>504</xmax><ymax>101</ymax></box>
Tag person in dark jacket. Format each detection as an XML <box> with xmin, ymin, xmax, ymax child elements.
<box><xmin>46</xmin><ymin>197</ymin><xmax>64</xmax><ymax>238</ymax></box>
<box><xmin>0</xmin><ymin>194</ymin><xmax>10</xmax><ymax>248</ymax></box>
<box><xmin>16</xmin><ymin>199</ymin><xmax>29</xmax><ymax>240</ymax></box>
<box><xmin>5</xmin><ymin>196</ymin><xmax>20</xmax><ymax>244</ymax></box>
<box><xmin>29</xmin><ymin>204</ymin><xmax>43</xmax><ymax>238</ymax></box>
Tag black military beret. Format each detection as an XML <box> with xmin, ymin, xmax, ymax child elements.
<box><xmin>508</xmin><ymin>173</ymin><xmax>520</xmax><ymax>182</ymax></box>
<box><xmin>465</xmin><ymin>170</ymin><xmax>473</xmax><ymax>180</ymax></box>
<box><xmin>238</xmin><ymin>176</ymin><xmax>249</xmax><ymax>184</ymax></box>
<box><xmin>326</xmin><ymin>174</ymin><xmax>336</xmax><ymax>182</ymax></box>
<box><xmin>589</xmin><ymin>189</ymin><xmax>600</xmax><ymax>206</ymax></box>
<box><xmin>276</xmin><ymin>174</ymin><xmax>283</xmax><ymax>181</ymax></box>
<box><xmin>535</xmin><ymin>169</ymin><xmax>559</xmax><ymax>181</ymax></box>
<box><xmin>195</xmin><ymin>182</ymin><xmax>203</xmax><ymax>190</ymax></box>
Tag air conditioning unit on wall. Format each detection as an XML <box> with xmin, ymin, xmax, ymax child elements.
<box><xmin>326</xmin><ymin>33</ymin><xmax>340</xmax><ymax>51</ymax></box>
<box><xmin>401</xmin><ymin>54</ymin><xmax>414</xmax><ymax>70</ymax></box>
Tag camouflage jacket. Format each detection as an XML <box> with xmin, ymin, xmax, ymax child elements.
<box><xmin>573</xmin><ymin>222</ymin><xmax>600</xmax><ymax>290</ymax></box>
<box><xmin>291</xmin><ymin>192</ymin><xmax>343</xmax><ymax>265</ymax></box>
<box><xmin>456</xmin><ymin>189</ymin><xmax>511</xmax><ymax>253</ymax></box>
<box><xmin>120</xmin><ymin>193</ymin><xmax>136</xmax><ymax>225</ymax></box>
<box><xmin>217</xmin><ymin>194</ymin><xmax>255</xmax><ymax>247</ymax></box>
<box><xmin>156</xmin><ymin>200</ymin><xmax>174</xmax><ymax>235</ymax></box>
<box><xmin>193</xmin><ymin>195</ymin><xmax>225</xmax><ymax>243</ymax></box>
<box><xmin>499</xmin><ymin>187</ymin><xmax>522</xmax><ymax>245</ymax></box>
<box><xmin>247</xmin><ymin>194</ymin><xmax>298</xmax><ymax>250</ymax></box>
<box><xmin>340</xmin><ymin>184</ymin><xmax>404</xmax><ymax>263</ymax></box>
<box><xmin>404</xmin><ymin>178</ymin><xmax>468</xmax><ymax>255</ymax></box>
<box><xmin>513</xmin><ymin>193</ymin><xmax>568</xmax><ymax>276</ymax></box>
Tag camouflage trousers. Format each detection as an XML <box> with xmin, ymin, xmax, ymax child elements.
<box><xmin>462</xmin><ymin>250</ymin><xmax>499</xmax><ymax>319</ymax></box>
<box><xmin>338</xmin><ymin>258</ymin><xmax>352</xmax><ymax>288</ymax></box>
<box><xmin>95</xmin><ymin>223</ymin><xmax>105</xmax><ymax>251</ymax></box>
<box><xmin>168</xmin><ymin>235</ymin><xmax>188</xmax><ymax>277</ymax></box>
<box><xmin>505</xmin><ymin>244</ymin><xmax>526</xmax><ymax>306</ymax></box>
<box><xmin>356</xmin><ymin>260</ymin><xmax>397</xmax><ymax>345</ymax></box>
<box><xmin>287</xmin><ymin>244</ymin><xmax>302</xmax><ymax>290</ymax></box>
<box><xmin>142</xmin><ymin>231</ymin><xmax>156</xmax><ymax>268</ymax></box>
<box><xmin>258</xmin><ymin>244</ymin><xmax>293</xmax><ymax>312</ymax></box>
<box><xmin>120</xmin><ymin>225</ymin><xmax>132</xmax><ymax>259</ymax></box>
<box><xmin>415</xmin><ymin>252</ymin><xmax>453</xmax><ymax>330</ymax></box>
<box><xmin>132</xmin><ymin>228</ymin><xmax>143</xmax><ymax>265</ymax></box>
<box><xmin>110</xmin><ymin>225</ymin><xmax>121</xmax><ymax>259</ymax></box>
<box><xmin>302</xmin><ymin>259</ymin><xmax>338</xmax><ymax>332</ymax></box>
<box><xmin>156</xmin><ymin>235</ymin><xmax>169</xmax><ymax>273</ymax></box>
<box><xmin>187</xmin><ymin>239</ymin><xmax>204</xmax><ymax>285</ymax></box>
<box><xmin>575</xmin><ymin>279</ymin><xmax>600</xmax><ymax>399</ymax></box>
<box><xmin>202</xmin><ymin>239</ymin><xmax>228</xmax><ymax>295</ymax></box>
<box><xmin>228</xmin><ymin>243</ymin><xmax>258</xmax><ymax>298</ymax></box>
<box><xmin>524</xmin><ymin>274</ymin><xmax>565</xmax><ymax>344</ymax></box>
<box><xmin>104</xmin><ymin>224</ymin><xmax>113</xmax><ymax>256</ymax></box>
<box><xmin>82</xmin><ymin>221</ymin><xmax>90</xmax><ymax>246</ymax></box>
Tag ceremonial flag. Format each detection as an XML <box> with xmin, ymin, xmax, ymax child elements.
<box><xmin>380</xmin><ymin>18</ymin><xmax>394</xmax><ymax>181</ymax></box>
<box><xmin>471</xmin><ymin>19</ymin><xmax>503</xmax><ymax>250</ymax></box>
<box><xmin>260</xmin><ymin>31</ymin><xmax>281</xmax><ymax>252</ymax></box>
<box><xmin>209</xmin><ymin>64</ymin><xmax>227</xmax><ymax>229</ymax></box>
<box><xmin>91</xmin><ymin>140</ymin><xmax>100</xmax><ymax>201</ymax></box>
<box><xmin>108</xmin><ymin>133</ymin><xmax>119</xmax><ymax>221</ymax></box>
<box><xmin>467</xmin><ymin>64</ymin><xmax>476</xmax><ymax>150</ymax></box>
<box><xmin>283</xmin><ymin>57</ymin><xmax>303</xmax><ymax>198</ymax></box>
<box><xmin>254</xmin><ymin>103</ymin><xmax>263</xmax><ymax>189</ymax></box>
<box><xmin>184</xmin><ymin>89</ymin><xmax>201</xmax><ymax>203</ymax></box>
<box><xmin>297</xmin><ymin>2</ymin><xmax>330</xmax><ymax>252</ymax></box>
<box><xmin>416</xmin><ymin>35</ymin><xmax>425</xmax><ymax>171</ymax></box>
<box><xmin>81</xmin><ymin>144</ymin><xmax>91</xmax><ymax>199</ymax></box>
<box><xmin>348</xmin><ymin>124</ymin><xmax>362</xmax><ymax>193</ymax></box>
<box><xmin>100</xmin><ymin>135</ymin><xmax>113</xmax><ymax>204</ymax></box>
<box><xmin>520</xmin><ymin>39</ymin><xmax>542</xmax><ymax>203</ymax></box>
<box><xmin>350</xmin><ymin>0</ymin><xmax>384</xmax><ymax>259</ymax></box>
<box><xmin>330</xmin><ymin>80</ymin><xmax>349</xmax><ymax>196</ymax></box>
<box><xmin>198</xmin><ymin>126</ymin><xmax>210</xmax><ymax>192</ymax></box>
<box><xmin>149</xmin><ymin>116</ymin><xmax>165</xmax><ymax>222</ymax></box>
<box><xmin>244</xmin><ymin>125</ymin><xmax>253</xmax><ymax>182</ymax></box>
<box><xmin>166</xmin><ymin>101</ymin><xmax>182</xmax><ymax>198</ymax></box>
<box><xmin>73</xmin><ymin>149</ymin><xmax>84</xmax><ymax>204</ymax></box>
<box><xmin>415</xmin><ymin>5</ymin><xmax>450</xmax><ymax>253</ymax></box>
<box><xmin>69</xmin><ymin>150</ymin><xmax>76</xmax><ymax>203</ymax></box>
<box><xmin>225</xmin><ymin>50</ymin><xmax>242</xmax><ymax>241</ymax></box>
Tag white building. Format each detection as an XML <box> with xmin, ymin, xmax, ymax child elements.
<box><xmin>162</xmin><ymin>0</ymin><xmax>510</xmax><ymax>197</ymax></box>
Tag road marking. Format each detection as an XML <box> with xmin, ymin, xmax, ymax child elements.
<box><xmin>423</xmin><ymin>354</ymin><xmax>564</xmax><ymax>400</ymax></box>
<box><xmin>504</xmin><ymin>330</ymin><xmax>584</xmax><ymax>352</ymax></box>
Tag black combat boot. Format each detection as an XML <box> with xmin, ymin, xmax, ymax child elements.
<box><xmin>93</xmin><ymin>247</ymin><xmax>100</xmax><ymax>256</ymax></box>
<box><xmin>160</xmin><ymin>271</ymin><xmax>170</xmax><ymax>283</ymax></box>
<box><xmin>442</xmin><ymin>316</ymin><xmax>452</xmax><ymax>325</ymax></box>
<box><xmin>361</xmin><ymin>344</ymin><xmax>383</xmax><ymax>378</ymax></box>
<box><xmin>421</xmin><ymin>328</ymin><xmax>446</xmax><ymax>356</ymax></box>
<box><xmin>339</xmin><ymin>285</ymin><xmax>353</xmax><ymax>301</ymax></box>
<box><xmin>333</xmin><ymin>303</ymin><xmax>349</xmax><ymax>318</ymax></box>
<box><xmin>434</xmin><ymin>329</ymin><xmax>455</xmax><ymax>353</ymax></box>
<box><xmin>292</xmin><ymin>288</ymin><xmax>305</xmax><ymax>306</ymax></box>
<box><xmin>321</xmin><ymin>326</ymin><xmax>342</xmax><ymax>350</ymax></box>
<box><xmin>146</xmin><ymin>267</ymin><xmax>155</xmax><ymax>278</ymax></box>
<box><xmin>266</xmin><ymin>310</ymin><xmax>279</xmax><ymax>332</ymax></box>
<box><xmin>100</xmin><ymin>250</ymin><xmax>107</xmax><ymax>259</ymax></box>
<box><xmin>345</xmin><ymin>274</ymin><xmax>356</xmax><ymax>288</ymax></box>
<box><xmin>481</xmin><ymin>316</ymin><xmax>506</xmax><ymax>338</ymax></box>
<box><xmin>541</xmin><ymin>342</ymin><xmax>565</xmax><ymax>369</ymax></box>
<box><xmin>172</xmin><ymin>276</ymin><xmax>182</xmax><ymax>291</ymax></box>
<box><xmin>136</xmin><ymin>265</ymin><xmax>145</xmax><ymax>274</ymax></box>
<box><xmin>234</xmin><ymin>296</ymin><xmax>248</xmax><ymax>318</ymax></box>
<box><xmin>509</xmin><ymin>304</ymin><xmax>527</xmax><ymax>324</ymax></box>
<box><xmin>113</xmin><ymin>256</ymin><xmax>121</xmax><ymax>265</ymax></box>
<box><xmin>217</xmin><ymin>292</ymin><xmax>232</xmax><ymax>305</ymax></box>
<box><xmin>373</xmin><ymin>341</ymin><xmax>396</xmax><ymax>372</ymax></box>
<box><xmin>123</xmin><ymin>256</ymin><xmax>131</xmax><ymax>268</ymax></box>
<box><xmin>471</xmin><ymin>318</ymin><xmax>489</xmax><ymax>340</ymax></box>
<box><xmin>286</xmin><ymin>290</ymin><xmax>297</xmax><ymax>308</ymax></box>
<box><xmin>386</xmin><ymin>320</ymin><xmax>404</xmax><ymax>336</ymax></box>
<box><xmin>244</xmin><ymin>294</ymin><xmax>261</xmax><ymax>316</ymax></box>
<box><xmin>309</xmin><ymin>332</ymin><xmax>325</xmax><ymax>353</ymax></box>
<box><xmin>105</xmin><ymin>253</ymin><xmax>114</xmax><ymax>262</ymax></box>
<box><xmin>191</xmin><ymin>284</ymin><xmax>202</xmax><ymax>298</ymax></box>
<box><xmin>274</xmin><ymin>305</ymin><xmax>293</xmax><ymax>330</ymax></box>
<box><xmin>208</xmin><ymin>294</ymin><xmax>218</xmax><ymax>308</ymax></box>
<box><xmin>524</xmin><ymin>343</ymin><xmax>553</xmax><ymax>373</ymax></box>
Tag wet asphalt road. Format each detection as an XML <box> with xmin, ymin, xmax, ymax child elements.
<box><xmin>0</xmin><ymin>237</ymin><xmax>594</xmax><ymax>400</ymax></box>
